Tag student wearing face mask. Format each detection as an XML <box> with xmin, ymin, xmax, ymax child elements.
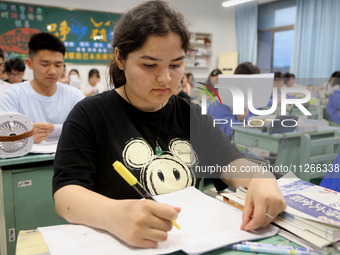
<box><xmin>68</xmin><ymin>69</ymin><xmax>82</xmax><ymax>89</ymax></box>
<box><xmin>81</xmin><ymin>68</ymin><xmax>106</xmax><ymax>97</ymax></box>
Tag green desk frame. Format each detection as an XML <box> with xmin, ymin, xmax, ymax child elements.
<box><xmin>0</xmin><ymin>154</ymin><xmax>67</xmax><ymax>255</ymax></box>
<box><xmin>232</xmin><ymin>126</ymin><xmax>340</xmax><ymax>181</ymax></box>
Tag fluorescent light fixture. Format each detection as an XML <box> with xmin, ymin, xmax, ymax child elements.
<box><xmin>222</xmin><ymin>0</ymin><xmax>254</xmax><ymax>8</ymax></box>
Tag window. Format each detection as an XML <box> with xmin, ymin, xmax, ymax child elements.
<box><xmin>257</xmin><ymin>1</ymin><xmax>296</xmax><ymax>73</ymax></box>
<box><xmin>272</xmin><ymin>29</ymin><xmax>294</xmax><ymax>72</ymax></box>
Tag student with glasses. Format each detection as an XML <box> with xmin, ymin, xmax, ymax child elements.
<box><xmin>4</xmin><ymin>58</ymin><xmax>26</xmax><ymax>84</ymax></box>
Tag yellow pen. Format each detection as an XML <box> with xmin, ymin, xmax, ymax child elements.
<box><xmin>112</xmin><ymin>161</ymin><xmax>180</xmax><ymax>230</ymax></box>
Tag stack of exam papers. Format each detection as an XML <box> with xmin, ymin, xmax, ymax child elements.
<box><xmin>222</xmin><ymin>172</ymin><xmax>340</xmax><ymax>248</ymax></box>
<box><xmin>278</xmin><ymin>172</ymin><xmax>340</xmax><ymax>247</ymax></box>
<box><xmin>38</xmin><ymin>187</ymin><xmax>279</xmax><ymax>255</ymax></box>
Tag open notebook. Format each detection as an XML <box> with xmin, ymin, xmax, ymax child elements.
<box><xmin>38</xmin><ymin>187</ymin><xmax>278</xmax><ymax>255</ymax></box>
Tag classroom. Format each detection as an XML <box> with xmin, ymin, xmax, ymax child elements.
<box><xmin>0</xmin><ymin>0</ymin><xmax>340</xmax><ymax>254</ymax></box>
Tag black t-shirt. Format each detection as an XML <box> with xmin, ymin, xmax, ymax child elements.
<box><xmin>53</xmin><ymin>90</ymin><xmax>243</xmax><ymax>199</ymax></box>
<box><xmin>177</xmin><ymin>91</ymin><xmax>191</xmax><ymax>100</ymax></box>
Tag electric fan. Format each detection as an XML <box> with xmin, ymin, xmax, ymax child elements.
<box><xmin>0</xmin><ymin>113</ymin><xmax>34</xmax><ymax>158</ymax></box>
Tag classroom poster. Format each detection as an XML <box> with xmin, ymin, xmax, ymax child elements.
<box><xmin>0</xmin><ymin>1</ymin><xmax>121</xmax><ymax>64</ymax></box>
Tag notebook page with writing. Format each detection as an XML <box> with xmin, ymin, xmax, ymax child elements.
<box><xmin>38</xmin><ymin>187</ymin><xmax>278</xmax><ymax>255</ymax></box>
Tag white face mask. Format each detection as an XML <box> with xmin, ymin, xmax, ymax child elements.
<box><xmin>69</xmin><ymin>74</ymin><xmax>79</xmax><ymax>81</ymax></box>
<box><xmin>69</xmin><ymin>76</ymin><xmax>81</xmax><ymax>89</ymax></box>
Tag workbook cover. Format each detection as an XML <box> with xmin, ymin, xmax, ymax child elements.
<box><xmin>278</xmin><ymin>172</ymin><xmax>340</xmax><ymax>227</ymax></box>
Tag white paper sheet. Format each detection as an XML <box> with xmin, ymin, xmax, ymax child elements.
<box><xmin>30</xmin><ymin>140</ymin><xmax>57</xmax><ymax>153</ymax></box>
<box><xmin>38</xmin><ymin>187</ymin><xmax>279</xmax><ymax>255</ymax></box>
<box><xmin>30</xmin><ymin>124</ymin><xmax>62</xmax><ymax>153</ymax></box>
<box><xmin>46</xmin><ymin>124</ymin><xmax>63</xmax><ymax>141</ymax></box>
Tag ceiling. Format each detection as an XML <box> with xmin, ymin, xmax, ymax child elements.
<box><xmin>3</xmin><ymin>0</ymin><xmax>280</xmax><ymax>15</ymax></box>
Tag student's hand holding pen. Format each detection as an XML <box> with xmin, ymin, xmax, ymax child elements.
<box><xmin>54</xmin><ymin>185</ymin><xmax>181</xmax><ymax>249</ymax></box>
<box><xmin>240</xmin><ymin>176</ymin><xmax>286</xmax><ymax>231</ymax></box>
<box><xmin>109</xmin><ymin>199</ymin><xmax>181</xmax><ymax>248</ymax></box>
<box><xmin>33</xmin><ymin>122</ymin><xmax>54</xmax><ymax>143</ymax></box>
<box><xmin>111</xmin><ymin>161</ymin><xmax>181</xmax><ymax>247</ymax></box>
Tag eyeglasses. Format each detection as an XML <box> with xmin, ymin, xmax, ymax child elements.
<box><xmin>7</xmin><ymin>72</ymin><xmax>24</xmax><ymax>78</ymax></box>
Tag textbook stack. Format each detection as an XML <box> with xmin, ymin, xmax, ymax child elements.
<box><xmin>222</xmin><ymin>172</ymin><xmax>340</xmax><ymax>248</ymax></box>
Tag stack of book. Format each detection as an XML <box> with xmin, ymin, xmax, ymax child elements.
<box><xmin>221</xmin><ymin>172</ymin><xmax>340</xmax><ymax>249</ymax></box>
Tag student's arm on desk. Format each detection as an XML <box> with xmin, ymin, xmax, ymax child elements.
<box><xmin>221</xmin><ymin>158</ymin><xmax>286</xmax><ymax>231</ymax></box>
<box><xmin>53</xmin><ymin>185</ymin><xmax>180</xmax><ymax>248</ymax></box>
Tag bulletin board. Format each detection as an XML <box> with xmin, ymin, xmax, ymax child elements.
<box><xmin>0</xmin><ymin>1</ymin><xmax>121</xmax><ymax>64</ymax></box>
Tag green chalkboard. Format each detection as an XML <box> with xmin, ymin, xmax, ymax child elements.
<box><xmin>0</xmin><ymin>1</ymin><xmax>121</xmax><ymax>64</ymax></box>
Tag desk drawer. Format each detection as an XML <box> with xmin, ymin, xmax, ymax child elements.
<box><xmin>233</xmin><ymin>132</ymin><xmax>279</xmax><ymax>153</ymax></box>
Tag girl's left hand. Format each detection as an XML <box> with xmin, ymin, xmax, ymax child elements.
<box><xmin>240</xmin><ymin>177</ymin><xmax>286</xmax><ymax>230</ymax></box>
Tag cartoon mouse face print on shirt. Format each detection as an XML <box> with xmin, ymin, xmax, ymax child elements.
<box><xmin>122</xmin><ymin>138</ymin><xmax>198</xmax><ymax>195</ymax></box>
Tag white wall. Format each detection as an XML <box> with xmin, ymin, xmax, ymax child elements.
<box><xmin>6</xmin><ymin>0</ymin><xmax>237</xmax><ymax>82</ymax></box>
<box><xmin>185</xmin><ymin>9</ymin><xmax>237</xmax><ymax>78</ymax></box>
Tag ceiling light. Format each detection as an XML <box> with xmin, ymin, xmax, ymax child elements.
<box><xmin>222</xmin><ymin>0</ymin><xmax>254</xmax><ymax>8</ymax></box>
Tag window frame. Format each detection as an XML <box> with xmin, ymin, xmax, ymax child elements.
<box><xmin>258</xmin><ymin>24</ymin><xmax>294</xmax><ymax>73</ymax></box>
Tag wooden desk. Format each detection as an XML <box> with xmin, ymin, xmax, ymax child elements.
<box><xmin>232</xmin><ymin>126</ymin><xmax>340</xmax><ymax>181</ymax></box>
<box><xmin>0</xmin><ymin>154</ymin><xmax>67</xmax><ymax>255</ymax></box>
<box><xmin>16</xmin><ymin>229</ymin><xmax>303</xmax><ymax>255</ymax></box>
<box><xmin>16</xmin><ymin>230</ymin><xmax>49</xmax><ymax>255</ymax></box>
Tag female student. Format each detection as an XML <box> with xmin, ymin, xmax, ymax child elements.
<box><xmin>68</xmin><ymin>68</ymin><xmax>82</xmax><ymax>89</ymax></box>
<box><xmin>81</xmin><ymin>68</ymin><xmax>106</xmax><ymax>97</ymax></box>
<box><xmin>53</xmin><ymin>0</ymin><xmax>286</xmax><ymax>249</ymax></box>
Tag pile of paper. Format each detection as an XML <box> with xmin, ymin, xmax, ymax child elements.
<box><xmin>222</xmin><ymin>172</ymin><xmax>340</xmax><ymax>248</ymax></box>
<box><xmin>277</xmin><ymin>172</ymin><xmax>340</xmax><ymax>247</ymax></box>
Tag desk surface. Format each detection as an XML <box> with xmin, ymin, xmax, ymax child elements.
<box><xmin>16</xmin><ymin>229</ymin><xmax>307</xmax><ymax>255</ymax></box>
<box><xmin>0</xmin><ymin>154</ymin><xmax>55</xmax><ymax>167</ymax></box>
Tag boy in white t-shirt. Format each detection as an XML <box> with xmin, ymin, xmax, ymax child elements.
<box><xmin>0</xmin><ymin>32</ymin><xmax>84</xmax><ymax>143</ymax></box>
